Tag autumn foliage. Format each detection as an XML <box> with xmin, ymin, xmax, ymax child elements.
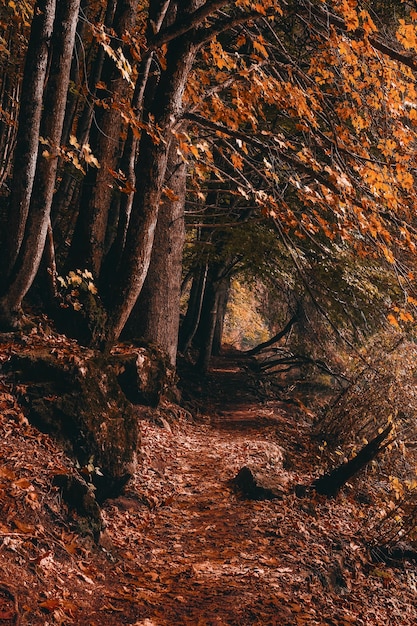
<box><xmin>1</xmin><ymin>1</ymin><xmax>417</xmax><ymax>364</ymax></box>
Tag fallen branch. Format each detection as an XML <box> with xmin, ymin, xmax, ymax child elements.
<box><xmin>258</xmin><ymin>352</ymin><xmax>349</xmax><ymax>383</ymax></box>
<box><xmin>245</xmin><ymin>312</ymin><xmax>299</xmax><ymax>357</ymax></box>
<box><xmin>312</xmin><ymin>423</ymin><xmax>393</xmax><ymax>497</ymax></box>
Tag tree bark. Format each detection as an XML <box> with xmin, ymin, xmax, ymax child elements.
<box><xmin>178</xmin><ymin>262</ymin><xmax>208</xmax><ymax>354</ymax></box>
<box><xmin>103</xmin><ymin>1</ymin><xmax>201</xmax><ymax>347</ymax></box>
<box><xmin>0</xmin><ymin>0</ymin><xmax>56</xmax><ymax>286</ymax></box>
<box><xmin>212</xmin><ymin>275</ymin><xmax>230</xmax><ymax>355</ymax></box>
<box><xmin>193</xmin><ymin>257</ymin><xmax>232</xmax><ymax>371</ymax></box>
<box><xmin>49</xmin><ymin>0</ymin><xmax>118</xmax><ymax>243</ymax></box>
<box><xmin>0</xmin><ymin>0</ymin><xmax>80</xmax><ymax>326</ymax></box>
<box><xmin>124</xmin><ymin>142</ymin><xmax>186</xmax><ymax>366</ymax></box>
<box><xmin>102</xmin><ymin>51</ymin><xmax>155</xmax><ymax>274</ymax></box>
<box><xmin>66</xmin><ymin>0</ymin><xmax>136</xmax><ymax>278</ymax></box>
<box><xmin>196</xmin><ymin>280</ymin><xmax>220</xmax><ymax>373</ymax></box>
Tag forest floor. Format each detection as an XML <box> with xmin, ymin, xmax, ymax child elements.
<box><xmin>0</xmin><ymin>330</ymin><xmax>417</xmax><ymax>625</ymax></box>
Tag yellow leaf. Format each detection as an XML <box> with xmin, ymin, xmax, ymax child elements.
<box><xmin>69</xmin><ymin>134</ymin><xmax>79</xmax><ymax>149</ymax></box>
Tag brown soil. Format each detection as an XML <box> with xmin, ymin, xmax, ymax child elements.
<box><xmin>0</xmin><ymin>332</ymin><xmax>416</xmax><ymax>625</ymax></box>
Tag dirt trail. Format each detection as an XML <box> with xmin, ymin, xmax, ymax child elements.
<box><xmin>97</xmin><ymin>353</ymin><xmax>417</xmax><ymax>625</ymax></box>
<box><xmin>1</xmin><ymin>347</ymin><xmax>417</xmax><ymax>625</ymax></box>
<box><xmin>101</xmin><ymin>353</ymin><xmax>314</xmax><ymax>625</ymax></box>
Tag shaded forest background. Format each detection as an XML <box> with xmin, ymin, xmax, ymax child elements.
<box><xmin>2</xmin><ymin>0</ymin><xmax>417</xmax><ymax>375</ymax></box>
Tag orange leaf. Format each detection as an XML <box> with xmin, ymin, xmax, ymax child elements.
<box><xmin>399</xmin><ymin>311</ymin><xmax>413</xmax><ymax>322</ymax></box>
<box><xmin>39</xmin><ymin>599</ymin><xmax>61</xmax><ymax>612</ymax></box>
<box><xmin>13</xmin><ymin>519</ymin><xmax>35</xmax><ymax>534</ymax></box>
<box><xmin>12</xmin><ymin>478</ymin><xmax>31</xmax><ymax>490</ymax></box>
<box><xmin>387</xmin><ymin>314</ymin><xmax>400</xmax><ymax>328</ymax></box>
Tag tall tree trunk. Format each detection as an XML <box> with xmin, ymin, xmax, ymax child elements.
<box><xmin>0</xmin><ymin>0</ymin><xmax>56</xmax><ymax>286</ymax></box>
<box><xmin>193</xmin><ymin>257</ymin><xmax>233</xmax><ymax>371</ymax></box>
<box><xmin>102</xmin><ymin>51</ymin><xmax>155</xmax><ymax>274</ymax></box>
<box><xmin>60</xmin><ymin>0</ymin><xmax>89</xmax><ymax>146</ymax></box>
<box><xmin>103</xmin><ymin>1</ymin><xmax>200</xmax><ymax>347</ymax></box>
<box><xmin>0</xmin><ymin>0</ymin><xmax>81</xmax><ymax>327</ymax></box>
<box><xmin>124</xmin><ymin>142</ymin><xmax>186</xmax><ymax>366</ymax></box>
<box><xmin>50</xmin><ymin>0</ymin><xmax>118</xmax><ymax>259</ymax></box>
<box><xmin>72</xmin><ymin>0</ymin><xmax>118</xmax><ymax>147</ymax></box>
<box><xmin>212</xmin><ymin>275</ymin><xmax>230</xmax><ymax>355</ymax></box>
<box><xmin>66</xmin><ymin>0</ymin><xmax>136</xmax><ymax>277</ymax></box>
<box><xmin>196</xmin><ymin>280</ymin><xmax>221</xmax><ymax>374</ymax></box>
<box><xmin>178</xmin><ymin>262</ymin><xmax>208</xmax><ymax>354</ymax></box>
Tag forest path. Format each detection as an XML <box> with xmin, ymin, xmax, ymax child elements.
<box><xmin>102</xmin><ymin>352</ymin><xmax>316</xmax><ymax>625</ymax></box>
<box><xmin>96</xmin><ymin>352</ymin><xmax>417</xmax><ymax>626</ymax></box>
<box><xmin>2</xmin><ymin>341</ymin><xmax>417</xmax><ymax>625</ymax></box>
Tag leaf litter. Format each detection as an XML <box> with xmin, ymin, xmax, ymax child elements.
<box><xmin>0</xmin><ymin>328</ymin><xmax>416</xmax><ymax>624</ymax></box>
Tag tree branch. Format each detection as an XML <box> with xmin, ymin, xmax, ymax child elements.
<box><xmin>149</xmin><ymin>0</ymin><xmax>228</xmax><ymax>48</ymax></box>
<box><xmin>298</xmin><ymin>0</ymin><xmax>417</xmax><ymax>72</ymax></box>
<box><xmin>245</xmin><ymin>310</ymin><xmax>300</xmax><ymax>356</ymax></box>
<box><xmin>312</xmin><ymin>423</ymin><xmax>393</xmax><ymax>497</ymax></box>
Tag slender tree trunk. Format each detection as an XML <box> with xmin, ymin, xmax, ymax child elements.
<box><xmin>193</xmin><ymin>250</ymin><xmax>238</xmax><ymax>370</ymax></box>
<box><xmin>0</xmin><ymin>0</ymin><xmax>80</xmax><ymax>326</ymax></box>
<box><xmin>60</xmin><ymin>0</ymin><xmax>89</xmax><ymax>145</ymax></box>
<box><xmin>0</xmin><ymin>76</ymin><xmax>20</xmax><ymax>190</ymax></box>
<box><xmin>50</xmin><ymin>0</ymin><xmax>118</xmax><ymax>257</ymax></box>
<box><xmin>102</xmin><ymin>51</ymin><xmax>155</xmax><ymax>274</ymax></box>
<box><xmin>74</xmin><ymin>0</ymin><xmax>118</xmax><ymax>146</ymax></box>
<box><xmin>196</xmin><ymin>282</ymin><xmax>221</xmax><ymax>373</ymax></box>
<box><xmin>66</xmin><ymin>0</ymin><xmax>136</xmax><ymax>277</ymax></box>
<box><xmin>0</xmin><ymin>0</ymin><xmax>56</xmax><ymax>286</ymax></box>
<box><xmin>212</xmin><ymin>276</ymin><xmax>230</xmax><ymax>355</ymax></box>
<box><xmin>178</xmin><ymin>262</ymin><xmax>208</xmax><ymax>354</ymax></box>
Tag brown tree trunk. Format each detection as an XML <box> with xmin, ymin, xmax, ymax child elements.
<box><xmin>0</xmin><ymin>0</ymin><xmax>81</xmax><ymax>327</ymax></box>
<box><xmin>0</xmin><ymin>0</ymin><xmax>56</xmax><ymax>286</ymax></box>
<box><xmin>124</xmin><ymin>142</ymin><xmax>186</xmax><ymax>366</ymax></box>
<box><xmin>49</xmin><ymin>0</ymin><xmax>117</xmax><ymax>259</ymax></box>
<box><xmin>66</xmin><ymin>0</ymin><xmax>136</xmax><ymax>277</ymax></box>
<box><xmin>178</xmin><ymin>263</ymin><xmax>208</xmax><ymax>354</ymax></box>
<box><xmin>193</xmin><ymin>257</ymin><xmax>233</xmax><ymax>371</ymax></box>
<box><xmin>103</xmin><ymin>1</ymin><xmax>200</xmax><ymax>347</ymax></box>
<box><xmin>212</xmin><ymin>276</ymin><xmax>230</xmax><ymax>355</ymax></box>
<box><xmin>196</xmin><ymin>281</ymin><xmax>221</xmax><ymax>374</ymax></box>
<box><xmin>102</xmin><ymin>51</ymin><xmax>155</xmax><ymax>274</ymax></box>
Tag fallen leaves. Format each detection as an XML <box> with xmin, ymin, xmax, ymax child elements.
<box><xmin>0</xmin><ymin>330</ymin><xmax>416</xmax><ymax>623</ymax></box>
